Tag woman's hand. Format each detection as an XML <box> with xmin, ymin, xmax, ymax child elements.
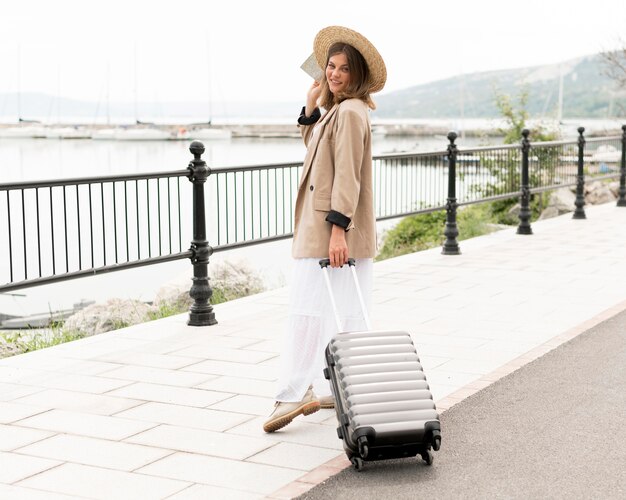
<box><xmin>329</xmin><ymin>224</ymin><xmax>349</xmax><ymax>268</ymax></box>
<box><xmin>305</xmin><ymin>81</ymin><xmax>321</xmax><ymax>117</ymax></box>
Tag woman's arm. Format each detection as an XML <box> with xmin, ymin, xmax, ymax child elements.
<box><xmin>298</xmin><ymin>82</ymin><xmax>322</xmax><ymax>146</ymax></box>
<box><xmin>327</xmin><ymin>103</ymin><xmax>368</xmax><ymax>267</ymax></box>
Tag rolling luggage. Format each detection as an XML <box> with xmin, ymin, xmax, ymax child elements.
<box><xmin>320</xmin><ymin>258</ymin><xmax>441</xmax><ymax>471</ymax></box>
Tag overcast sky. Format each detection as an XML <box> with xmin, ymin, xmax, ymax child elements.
<box><xmin>1</xmin><ymin>0</ymin><xmax>625</xmax><ymax>106</ymax></box>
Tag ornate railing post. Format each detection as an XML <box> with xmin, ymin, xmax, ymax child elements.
<box><xmin>517</xmin><ymin>129</ymin><xmax>533</xmax><ymax>235</ymax></box>
<box><xmin>442</xmin><ymin>131</ymin><xmax>461</xmax><ymax>255</ymax></box>
<box><xmin>187</xmin><ymin>141</ymin><xmax>217</xmax><ymax>326</ymax></box>
<box><xmin>573</xmin><ymin>127</ymin><xmax>587</xmax><ymax>219</ymax></box>
<box><xmin>617</xmin><ymin>125</ymin><xmax>626</xmax><ymax>207</ymax></box>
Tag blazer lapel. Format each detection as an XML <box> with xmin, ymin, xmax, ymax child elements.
<box><xmin>299</xmin><ymin>104</ymin><xmax>339</xmax><ymax>188</ymax></box>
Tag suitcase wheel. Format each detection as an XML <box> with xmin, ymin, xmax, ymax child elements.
<box><xmin>350</xmin><ymin>456</ymin><xmax>364</xmax><ymax>471</ymax></box>
<box><xmin>432</xmin><ymin>433</ymin><xmax>441</xmax><ymax>451</ymax></box>
<box><xmin>323</xmin><ymin>368</ymin><xmax>330</xmax><ymax>380</ymax></box>
<box><xmin>420</xmin><ymin>450</ymin><xmax>434</xmax><ymax>466</ymax></box>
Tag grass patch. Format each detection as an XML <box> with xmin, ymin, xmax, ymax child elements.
<box><xmin>1</xmin><ymin>325</ymin><xmax>86</xmax><ymax>357</ymax></box>
<box><xmin>376</xmin><ymin>198</ymin><xmax>547</xmax><ymax>261</ymax></box>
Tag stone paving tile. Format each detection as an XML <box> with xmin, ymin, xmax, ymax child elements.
<box><xmin>180</xmin><ymin>359</ymin><xmax>277</xmax><ymax>381</ymax></box>
<box><xmin>0</xmin><ymin>382</ymin><xmax>43</xmax><ymax>402</ymax></box>
<box><xmin>12</xmin><ymin>389</ymin><xmax>142</xmax><ymax>415</ymax></box>
<box><xmin>167</xmin><ymin>483</ymin><xmax>263</xmax><ymax>500</ymax></box>
<box><xmin>0</xmin><ymin>402</ymin><xmax>48</xmax><ymax>424</ymax></box>
<box><xmin>16</xmin><ymin>463</ymin><xmax>190</xmax><ymax>499</ymax></box>
<box><xmin>418</xmin><ymin>355</ymin><xmax>453</xmax><ymax>370</ymax></box>
<box><xmin>435</xmin><ymin>357</ymin><xmax>512</xmax><ymax>376</ymax></box>
<box><xmin>14</xmin><ymin>409</ymin><xmax>157</xmax><ymax>440</ymax></box>
<box><xmin>0</xmin><ymin>451</ymin><xmax>60</xmax><ymax>484</ymax></box>
<box><xmin>15</xmin><ymin>434</ymin><xmax>173</xmax><ymax>471</ymax></box>
<box><xmin>246</xmin><ymin>442</ymin><xmax>342</xmax><ymax>471</ymax></box>
<box><xmin>53</xmin><ymin>337</ymin><xmax>153</xmax><ymax>359</ymax></box>
<box><xmin>170</xmin><ymin>345</ymin><xmax>277</xmax><ymax>364</ymax></box>
<box><xmin>227</xmin><ymin>417</ymin><xmax>343</xmax><ymax>451</ymax></box>
<box><xmin>142</xmin><ymin>336</ymin><xmax>262</xmax><ymax>355</ymax></box>
<box><xmin>41</xmin><ymin>359</ymin><xmax>124</xmax><ymax>376</ymax></box>
<box><xmin>0</xmin><ymin>484</ymin><xmax>78</xmax><ymax>499</ymax></box>
<box><xmin>0</xmin><ymin>366</ymin><xmax>51</xmax><ymax>385</ymax></box>
<box><xmin>99</xmin><ymin>365</ymin><xmax>217</xmax><ymax>387</ymax></box>
<box><xmin>208</xmin><ymin>394</ymin><xmax>274</xmax><ymax>416</ymax></box>
<box><xmin>94</xmin><ymin>351</ymin><xmax>204</xmax><ymax>370</ymax></box>
<box><xmin>243</xmin><ymin>339</ymin><xmax>280</xmax><ymax>353</ymax></box>
<box><xmin>195</xmin><ymin>376</ymin><xmax>276</xmax><ymax>398</ymax></box>
<box><xmin>107</xmin><ymin>382</ymin><xmax>232</xmax><ymax>408</ymax></box>
<box><xmin>114</xmin><ymin>402</ymin><xmax>253</xmax><ymax>432</ymax></box>
<box><xmin>427</xmin><ymin>369</ymin><xmax>482</xmax><ymax>390</ymax></box>
<box><xmin>125</xmin><ymin>424</ymin><xmax>272</xmax><ymax>460</ymax></box>
<box><xmin>29</xmin><ymin>373</ymin><xmax>132</xmax><ymax>394</ymax></box>
<box><xmin>0</xmin><ymin>424</ymin><xmax>53</xmax><ymax>452</ymax></box>
<box><xmin>137</xmin><ymin>452</ymin><xmax>304</xmax><ymax>495</ymax></box>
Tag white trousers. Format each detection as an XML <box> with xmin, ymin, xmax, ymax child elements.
<box><xmin>275</xmin><ymin>258</ymin><xmax>373</xmax><ymax>402</ymax></box>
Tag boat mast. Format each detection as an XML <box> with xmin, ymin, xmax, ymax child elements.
<box><xmin>206</xmin><ymin>35</ymin><xmax>212</xmax><ymax>125</ymax></box>
<box><xmin>17</xmin><ymin>44</ymin><xmax>21</xmax><ymax>122</ymax></box>
<box><xmin>134</xmin><ymin>42</ymin><xmax>138</xmax><ymax>124</ymax></box>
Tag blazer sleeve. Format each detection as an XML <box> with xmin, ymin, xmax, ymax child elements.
<box><xmin>326</xmin><ymin>105</ymin><xmax>366</xmax><ymax>230</ymax></box>
<box><xmin>297</xmin><ymin>106</ymin><xmax>321</xmax><ymax>147</ymax></box>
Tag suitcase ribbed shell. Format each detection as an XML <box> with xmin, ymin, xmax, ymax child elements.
<box><xmin>326</xmin><ymin>330</ymin><xmax>440</xmax><ymax>453</ymax></box>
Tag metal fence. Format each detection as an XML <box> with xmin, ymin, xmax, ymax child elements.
<box><xmin>1</xmin><ymin>126</ymin><xmax>625</xmax><ymax>325</ymax></box>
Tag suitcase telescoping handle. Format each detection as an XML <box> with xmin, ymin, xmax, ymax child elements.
<box><xmin>319</xmin><ymin>258</ymin><xmax>372</xmax><ymax>333</ymax></box>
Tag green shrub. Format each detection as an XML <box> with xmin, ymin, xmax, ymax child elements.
<box><xmin>376</xmin><ymin>199</ymin><xmax>538</xmax><ymax>262</ymax></box>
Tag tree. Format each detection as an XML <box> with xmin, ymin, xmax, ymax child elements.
<box><xmin>493</xmin><ymin>85</ymin><xmax>559</xmax><ymax>144</ymax></box>
<box><xmin>601</xmin><ymin>44</ymin><xmax>626</xmax><ymax>115</ymax></box>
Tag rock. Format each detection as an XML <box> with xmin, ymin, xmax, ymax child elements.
<box><xmin>586</xmin><ymin>185</ymin><xmax>616</xmax><ymax>205</ymax></box>
<box><xmin>608</xmin><ymin>181</ymin><xmax>619</xmax><ymax>198</ymax></box>
<box><xmin>584</xmin><ymin>181</ymin><xmax>602</xmax><ymax>195</ymax></box>
<box><xmin>538</xmin><ymin>206</ymin><xmax>560</xmax><ymax>220</ymax></box>
<box><xmin>548</xmin><ymin>188</ymin><xmax>576</xmax><ymax>214</ymax></box>
<box><xmin>210</xmin><ymin>260</ymin><xmax>264</xmax><ymax>301</ymax></box>
<box><xmin>63</xmin><ymin>298</ymin><xmax>153</xmax><ymax>336</ymax></box>
<box><xmin>507</xmin><ymin>203</ymin><xmax>521</xmax><ymax>218</ymax></box>
<box><xmin>153</xmin><ymin>283</ymin><xmax>193</xmax><ymax>311</ymax></box>
<box><xmin>153</xmin><ymin>259</ymin><xmax>265</xmax><ymax>310</ymax></box>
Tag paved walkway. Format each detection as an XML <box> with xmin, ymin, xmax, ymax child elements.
<box><xmin>1</xmin><ymin>202</ymin><xmax>625</xmax><ymax>499</ymax></box>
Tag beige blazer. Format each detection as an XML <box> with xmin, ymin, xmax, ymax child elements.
<box><xmin>292</xmin><ymin>98</ymin><xmax>376</xmax><ymax>259</ymax></box>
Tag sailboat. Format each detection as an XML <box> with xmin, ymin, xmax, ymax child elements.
<box><xmin>188</xmin><ymin>123</ymin><xmax>232</xmax><ymax>140</ymax></box>
<box><xmin>0</xmin><ymin>46</ymin><xmax>46</xmax><ymax>139</ymax></box>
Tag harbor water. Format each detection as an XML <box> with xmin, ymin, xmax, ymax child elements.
<box><xmin>0</xmin><ymin>118</ymin><xmax>618</xmax><ymax>318</ymax></box>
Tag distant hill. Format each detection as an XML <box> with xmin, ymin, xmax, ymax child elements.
<box><xmin>373</xmin><ymin>53</ymin><xmax>626</xmax><ymax>119</ymax></box>
<box><xmin>1</xmin><ymin>53</ymin><xmax>624</xmax><ymax>124</ymax></box>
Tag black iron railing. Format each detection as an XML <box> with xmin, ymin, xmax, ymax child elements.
<box><xmin>2</xmin><ymin>126</ymin><xmax>625</xmax><ymax>326</ymax></box>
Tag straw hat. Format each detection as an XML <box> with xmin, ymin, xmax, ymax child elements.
<box><xmin>314</xmin><ymin>26</ymin><xmax>387</xmax><ymax>93</ymax></box>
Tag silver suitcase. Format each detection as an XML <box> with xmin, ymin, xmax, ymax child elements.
<box><xmin>320</xmin><ymin>258</ymin><xmax>442</xmax><ymax>471</ymax></box>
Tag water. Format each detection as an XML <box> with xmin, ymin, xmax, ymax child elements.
<box><xmin>0</xmin><ymin>119</ymin><xmax>618</xmax><ymax>319</ymax></box>
<box><xmin>0</xmin><ymin>134</ymin><xmax>465</xmax><ymax>183</ymax></box>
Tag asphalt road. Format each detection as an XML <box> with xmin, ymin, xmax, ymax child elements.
<box><xmin>298</xmin><ymin>309</ymin><xmax>626</xmax><ymax>499</ymax></box>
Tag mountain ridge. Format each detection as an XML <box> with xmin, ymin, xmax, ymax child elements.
<box><xmin>1</xmin><ymin>53</ymin><xmax>623</xmax><ymax>123</ymax></box>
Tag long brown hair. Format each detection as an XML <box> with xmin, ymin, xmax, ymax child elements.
<box><xmin>319</xmin><ymin>43</ymin><xmax>376</xmax><ymax>110</ymax></box>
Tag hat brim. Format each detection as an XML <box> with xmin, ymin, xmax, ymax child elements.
<box><xmin>314</xmin><ymin>26</ymin><xmax>387</xmax><ymax>94</ymax></box>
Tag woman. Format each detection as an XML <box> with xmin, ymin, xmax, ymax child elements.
<box><xmin>263</xmin><ymin>26</ymin><xmax>386</xmax><ymax>433</ymax></box>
